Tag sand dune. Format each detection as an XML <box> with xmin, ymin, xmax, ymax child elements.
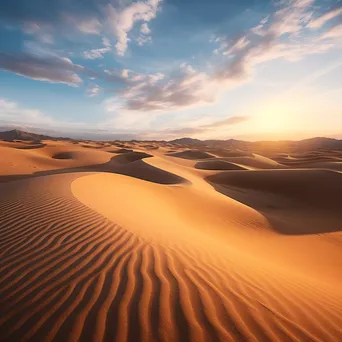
<box><xmin>195</xmin><ymin>160</ymin><xmax>246</xmax><ymax>170</ymax></box>
<box><xmin>168</xmin><ymin>150</ymin><xmax>214</xmax><ymax>160</ymax></box>
<box><xmin>107</xmin><ymin>148</ymin><xmax>134</xmax><ymax>154</ymax></box>
<box><xmin>220</xmin><ymin>154</ymin><xmax>284</xmax><ymax>170</ymax></box>
<box><xmin>112</xmin><ymin>151</ymin><xmax>152</xmax><ymax>164</ymax></box>
<box><xmin>207</xmin><ymin>169</ymin><xmax>342</xmax><ymax>210</ymax></box>
<box><xmin>207</xmin><ymin>169</ymin><xmax>342</xmax><ymax>235</ymax></box>
<box><xmin>0</xmin><ymin>140</ymin><xmax>341</xmax><ymax>341</ymax></box>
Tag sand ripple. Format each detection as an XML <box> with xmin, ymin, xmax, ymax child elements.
<box><xmin>0</xmin><ymin>172</ymin><xmax>341</xmax><ymax>341</ymax></box>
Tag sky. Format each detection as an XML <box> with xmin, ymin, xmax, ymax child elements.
<box><xmin>0</xmin><ymin>0</ymin><xmax>341</xmax><ymax>141</ymax></box>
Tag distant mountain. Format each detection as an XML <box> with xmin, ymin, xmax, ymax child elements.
<box><xmin>169</xmin><ymin>137</ymin><xmax>205</xmax><ymax>145</ymax></box>
<box><xmin>296</xmin><ymin>137</ymin><xmax>342</xmax><ymax>149</ymax></box>
<box><xmin>0</xmin><ymin>129</ymin><xmax>72</xmax><ymax>142</ymax></box>
<box><xmin>1</xmin><ymin>129</ymin><xmax>341</xmax><ymax>151</ymax></box>
<box><xmin>169</xmin><ymin>137</ymin><xmax>342</xmax><ymax>151</ymax></box>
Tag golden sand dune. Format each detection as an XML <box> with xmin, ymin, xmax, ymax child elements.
<box><xmin>0</xmin><ymin>141</ymin><xmax>341</xmax><ymax>342</ymax></box>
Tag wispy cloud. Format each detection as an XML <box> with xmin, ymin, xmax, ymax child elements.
<box><xmin>0</xmin><ymin>53</ymin><xmax>83</xmax><ymax>86</ymax></box>
<box><xmin>308</xmin><ymin>5</ymin><xmax>342</xmax><ymax>28</ymax></box>
<box><xmin>107</xmin><ymin>0</ymin><xmax>341</xmax><ymax>113</ymax></box>
<box><xmin>87</xmin><ymin>84</ymin><xmax>102</xmax><ymax>97</ymax></box>
<box><xmin>74</xmin><ymin>17</ymin><xmax>102</xmax><ymax>35</ymax></box>
<box><xmin>201</xmin><ymin>116</ymin><xmax>250</xmax><ymax>128</ymax></box>
<box><xmin>140</xmin><ymin>115</ymin><xmax>250</xmax><ymax>139</ymax></box>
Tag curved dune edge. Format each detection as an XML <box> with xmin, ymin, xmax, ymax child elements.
<box><xmin>71</xmin><ymin>173</ymin><xmax>264</xmax><ymax>245</ymax></box>
<box><xmin>206</xmin><ymin>169</ymin><xmax>342</xmax><ymax>211</ymax></box>
<box><xmin>168</xmin><ymin>150</ymin><xmax>214</xmax><ymax>160</ymax></box>
<box><xmin>195</xmin><ymin>160</ymin><xmax>246</xmax><ymax>170</ymax></box>
<box><xmin>0</xmin><ymin>173</ymin><xmax>341</xmax><ymax>341</ymax></box>
<box><xmin>219</xmin><ymin>154</ymin><xmax>284</xmax><ymax>170</ymax></box>
<box><xmin>206</xmin><ymin>169</ymin><xmax>342</xmax><ymax>236</ymax></box>
<box><xmin>72</xmin><ymin>173</ymin><xmax>342</xmax><ymax>286</ymax></box>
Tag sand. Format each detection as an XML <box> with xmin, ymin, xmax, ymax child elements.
<box><xmin>0</xmin><ymin>139</ymin><xmax>341</xmax><ymax>342</ymax></box>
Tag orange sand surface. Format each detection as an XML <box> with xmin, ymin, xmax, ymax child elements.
<box><xmin>0</xmin><ymin>139</ymin><xmax>341</xmax><ymax>341</ymax></box>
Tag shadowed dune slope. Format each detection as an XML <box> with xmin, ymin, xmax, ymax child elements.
<box><xmin>195</xmin><ymin>160</ymin><xmax>246</xmax><ymax>170</ymax></box>
<box><xmin>108</xmin><ymin>159</ymin><xmax>190</xmax><ymax>185</ymax></box>
<box><xmin>52</xmin><ymin>152</ymin><xmax>74</xmax><ymax>159</ymax></box>
<box><xmin>221</xmin><ymin>154</ymin><xmax>284</xmax><ymax>170</ymax></box>
<box><xmin>168</xmin><ymin>150</ymin><xmax>214</xmax><ymax>160</ymax></box>
<box><xmin>106</xmin><ymin>148</ymin><xmax>134</xmax><ymax>154</ymax></box>
<box><xmin>111</xmin><ymin>151</ymin><xmax>152</xmax><ymax>164</ymax></box>
<box><xmin>207</xmin><ymin>169</ymin><xmax>342</xmax><ymax>235</ymax></box>
<box><xmin>207</xmin><ymin>169</ymin><xmax>342</xmax><ymax>210</ymax></box>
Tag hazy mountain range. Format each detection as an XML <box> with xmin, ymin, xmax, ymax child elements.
<box><xmin>1</xmin><ymin>129</ymin><xmax>342</xmax><ymax>152</ymax></box>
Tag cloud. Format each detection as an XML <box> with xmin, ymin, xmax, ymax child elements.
<box><xmin>114</xmin><ymin>64</ymin><xmax>218</xmax><ymax>111</ymax></box>
<box><xmin>22</xmin><ymin>22</ymin><xmax>54</xmax><ymax>44</ymax></box>
<box><xmin>61</xmin><ymin>14</ymin><xmax>103</xmax><ymax>35</ymax></box>
<box><xmin>222</xmin><ymin>36</ymin><xmax>250</xmax><ymax>55</ymax></box>
<box><xmin>136</xmin><ymin>35</ymin><xmax>152</xmax><ymax>46</ymax></box>
<box><xmin>1</xmin><ymin>1</ymin><xmax>161</xmax><ymax>63</ymax></box>
<box><xmin>104</xmin><ymin>68</ymin><xmax>164</xmax><ymax>86</ymax></box>
<box><xmin>201</xmin><ymin>116</ymin><xmax>250</xmax><ymax>128</ymax></box>
<box><xmin>105</xmin><ymin>0</ymin><xmax>342</xmax><ymax>113</ymax></box>
<box><xmin>0</xmin><ymin>52</ymin><xmax>83</xmax><ymax>86</ymax></box>
<box><xmin>105</xmin><ymin>0</ymin><xmax>161</xmax><ymax>55</ymax></box>
<box><xmin>308</xmin><ymin>5</ymin><xmax>342</xmax><ymax>29</ymax></box>
<box><xmin>320</xmin><ymin>23</ymin><xmax>342</xmax><ymax>39</ymax></box>
<box><xmin>140</xmin><ymin>115</ymin><xmax>250</xmax><ymax>140</ymax></box>
<box><xmin>214</xmin><ymin>0</ymin><xmax>320</xmax><ymax>80</ymax></box>
<box><xmin>83</xmin><ymin>47</ymin><xmax>111</xmax><ymax>59</ymax></box>
<box><xmin>0</xmin><ymin>98</ymin><xmax>57</xmax><ymax>127</ymax></box>
<box><xmin>75</xmin><ymin>17</ymin><xmax>102</xmax><ymax>35</ymax></box>
<box><xmin>140</xmin><ymin>23</ymin><xmax>151</xmax><ymax>34</ymax></box>
<box><xmin>102</xmin><ymin>37</ymin><xmax>111</xmax><ymax>47</ymax></box>
<box><xmin>0</xmin><ymin>98</ymin><xmax>111</xmax><ymax>138</ymax></box>
<box><xmin>87</xmin><ymin>84</ymin><xmax>102</xmax><ymax>97</ymax></box>
<box><xmin>83</xmin><ymin>36</ymin><xmax>112</xmax><ymax>59</ymax></box>
<box><xmin>0</xmin><ymin>1</ymin><xmax>104</xmax><ymax>40</ymax></box>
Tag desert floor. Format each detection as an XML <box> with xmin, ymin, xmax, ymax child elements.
<box><xmin>0</xmin><ymin>139</ymin><xmax>341</xmax><ymax>342</ymax></box>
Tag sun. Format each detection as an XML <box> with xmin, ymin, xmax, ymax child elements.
<box><xmin>254</xmin><ymin>103</ymin><xmax>294</xmax><ymax>135</ymax></box>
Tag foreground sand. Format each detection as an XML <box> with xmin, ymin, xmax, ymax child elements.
<box><xmin>0</xmin><ymin>140</ymin><xmax>341</xmax><ymax>341</ymax></box>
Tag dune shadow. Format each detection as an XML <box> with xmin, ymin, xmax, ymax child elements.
<box><xmin>14</xmin><ymin>143</ymin><xmax>47</xmax><ymax>150</ymax></box>
<box><xmin>107</xmin><ymin>148</ymin><xmax>134</xmax><ymax>154</ymax></box>
<box><xmin>167</xmin><ymin>150</ymin><xmax>214</xmax><ymax>160</ymax></box>
<box><xmin>206</xmin><ymin>170</ymin><xmax>342</xmax><ymax>235</ymax></box>
<box><xmin>195</xmin><ymin>160</ymin><xmax>246</xmax><ymax>171</ymax></box>
<box><xmin>0</xmin><ymin>152</ymin><xmax>189</xmax><ymax>185</ymax></box>
<box><xmin>52</xmin><ymin>152</ymin><xmax>74</xmax><ymax>159</ymax></box>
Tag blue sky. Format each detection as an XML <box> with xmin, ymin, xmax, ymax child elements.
<box><xmin>0</xmin><ymin>0</ymin><xmax>341</xmax><ymax>140</ymax></box>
